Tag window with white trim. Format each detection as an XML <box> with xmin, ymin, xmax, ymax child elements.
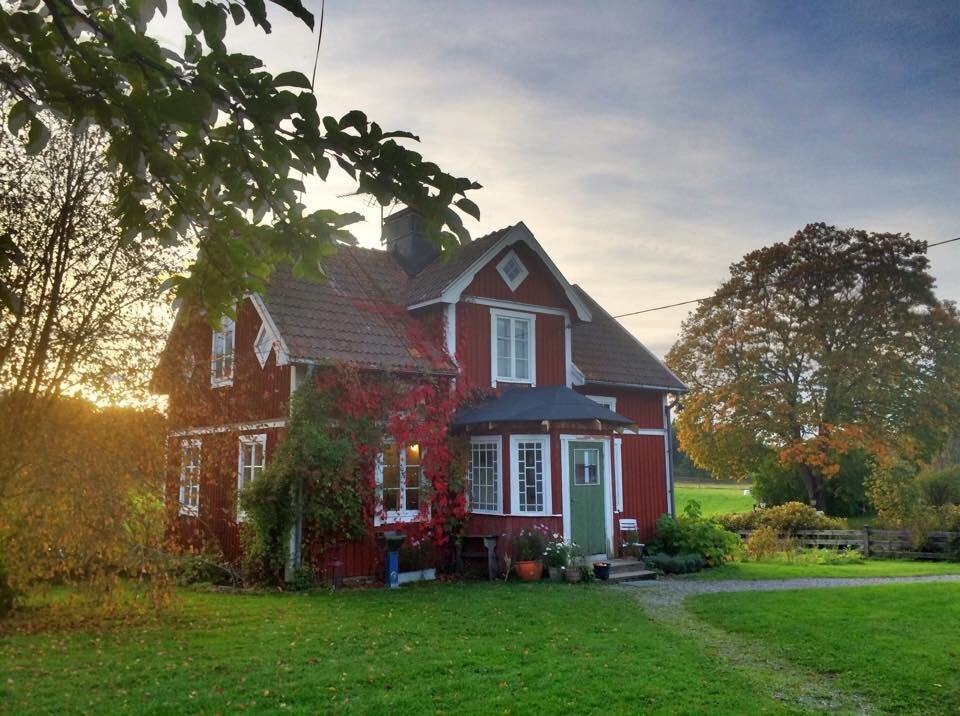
<box><xmin>468</xmin><ymin>437</ymin><xmax>502</xmax><ymax>514</ymax></box>
<box><xmin>236</xmin><ymin>434</ymin><xmax>266</xmax><ymax>521</ymax></box>
<box><xmin>587</xmin><ymin>395</ymin><xmax>617</xmax><ymax>412</ymax></box>
<box><xmin>510</xmin><ymin>435</ymin><xmax>552</xmax><ymax>514</ymax></box>
<box><xmin>376</xmin><ymin>443</ymin><xmax>426</xmax><ymax>523</ymax></box>
<box><xmin>211</xmin><ymin>317</ymin><xmax>235</xmax><ymax>387</ymax></box>
<box><xmin>254</xmin><ymin>325</ymin><xmax>274</xmax><ymax>368</ymax></box>
<box><xmin>491</xmin><ymin>309</ymin><xmax>535</xmax><ymax>385</ymax></box>
<box><xmin>496</xmin><ymin>249</ymin><xmax>528</xmax><ymax>291</ymax></box>
<box><xmin>179</xmin><ymin>439</ymin><xmax>201</xmax><ymax>516</ymax></box>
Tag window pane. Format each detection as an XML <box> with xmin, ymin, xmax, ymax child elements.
<box><xmin>404</xmin><ymin>466</ymin><xmax>420</xmax><ymax>511</ymax></box>
<box><xmin>516</xmin><ymin>441</ymin><xmax>543</xmax><ymax>512</ymax></box>
<box><xmin>574</xmin><ymin>448</ymin><xmax>600</xmax><ymax>485</ymax></box>
<box><xmin>469</xmin><ymin>442</ymin><xmax>499</xmax><ymax>512</ymax></box>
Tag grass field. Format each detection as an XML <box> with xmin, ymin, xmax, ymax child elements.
<box><xmin>689</xmin><ymin>582</ymin><xmax>960</xmax><ymax>714</ymax></box>
<box><xmin>674</xmin><ymin>482</ymin><xmax>754</xmax><ymax>516</ymax></box>
<box><xmin>0</xmin><ymin>583</ymin><xmax>787</xmax><ymax>715</ymax></box>
<box><xmin>686</xmin><ymin>558</ymin><xmax>960</xmax><ymax>581</ymax></box>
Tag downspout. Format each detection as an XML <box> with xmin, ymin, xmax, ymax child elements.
<box><xmin>285</xmin><ymin>363</ymin><xmax>308</xmax><ymax>581</ymax></box>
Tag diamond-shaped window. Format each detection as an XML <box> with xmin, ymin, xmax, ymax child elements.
<box><xmin>496</xmin><ymin>250</ymin><xmax>528</xmax><ymax>291</ymax></box>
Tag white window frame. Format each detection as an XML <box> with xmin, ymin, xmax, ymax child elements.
<box><xmin>586</xmin><ymin>395</ymin><xmax>617</xmax><ymax>412</ymax></box>
<box><xmin>236</xmin><ymin>433</ymin><xmax>267</xmax><ymax>522</ymax></box>
<box><xmin>253</xmin><ymin>324</ymin><xmax>275</xmax><ymax>368</ymax></box>
<box><xmin>375</xmin><ymin>442</ymin><xmax>428</xmax><ymax>525</ymax></box>
<box><xmin>496</xmin><ymin>249</ymin><xmax>529</xmax><ymax>291</ymax></box>
<box><xmin>509</xmin><ymin>434</ymin><xmax>552</xmax><ymax>515</ymax></box>
<box><xmin>468</xmin><ymin>436</ymin><xmax>503</xmax><ymax>515</ymax></box>
<box><xmin>490</xmin><ymin>308</ymin><xmax>536</xmax><ymax>387</ymax></box>
<box><xmin>178</xmin><ymin>438</ymin><xmax>201</xmax><ymax>517</ymax></box>
<box><xmin>210</xmin><ymin>316</ymin><xmax>236</xmax><ymax>387</ymax></box>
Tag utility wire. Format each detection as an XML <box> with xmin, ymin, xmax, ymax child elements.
<box><xmin>607</xmin><ymin>236</ymin><xmax>960</xmax><ymax>321</ymax></box>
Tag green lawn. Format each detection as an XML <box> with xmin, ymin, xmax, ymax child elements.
<box><xmin>687</xmin><ymin>558</ymin><xmax>960</xmax><ymax>581</ymax></box>
<box><xmin>689</xmin><ymin>582</ymin><xmax>960</xmax><ymax>714</ymax></box>
<box><xmin>675</xmin><ymin>482</ymin><xmax>754</xmax><ymax>516</ymax></box>
<box><xmin>0</xmin><ymin>583</ymin><xmax>789</xmax><ymax>715</ymax></box>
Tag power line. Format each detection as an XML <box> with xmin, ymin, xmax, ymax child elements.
<box><xmin>607</xmin><ymin>236</ymin><xmax>960</xmax><ymax>321</ymax></box>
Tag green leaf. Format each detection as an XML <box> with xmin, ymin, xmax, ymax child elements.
<box><xmin>6</xmin><ymin>99</ymin><xmax>32</xmax><ymax>136</ymax></box>
<box><xmin>184</xmin><ymin>34</ymin><xmax>202</xmax><ymax>63</ymax></box>
<box><xmin>455</xmin><ymin>197</ymin><xmax>481</xmax><ymax>221</ymax></box>
<box><xmin>273</xmin><ymin>71</ymin><xmax>312</xmax><ymax>89</ymax></box>
<box><xmin>229</xmin><ymin>3</ymin><xmax>245</xmax><ymax>25</ymax></box>
<box><xmin>25</xmin><ymin>117</ymin><xmax>50</xmax><ymax>155</ymax></box>
<box><xmin>268</xmin><ymin>0</ymin><xmax>314</xmax><ymax>30</ymax></box>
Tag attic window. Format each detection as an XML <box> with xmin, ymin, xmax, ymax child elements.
<box><xmin>210</xmin><ymin>317</ymin><xmax>235</xmax><ymax>388</ymax></box>
<box><xmin>254</xmin><ymin>325</ymin><xmax>274</xmax><ymax>368</ymax></box>
<box><xmin>496</xmin><ymin>250</ymin><xmax>528</xmax><ymax>291</ymax></box>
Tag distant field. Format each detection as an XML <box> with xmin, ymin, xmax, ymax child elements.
<box><xmin>675</xmin><ymin>482</ymin><xmax>754</xmax><ymax>516</ymax></box>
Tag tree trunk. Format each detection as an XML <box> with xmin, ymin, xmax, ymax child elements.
<box><xmin>797</xmin><ymin>464</ymin><xmax>825</xmax><ymax>511</ymax></box>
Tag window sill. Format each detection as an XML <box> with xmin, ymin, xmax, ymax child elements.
<box><xmin>210</xmin><ymin>378</ymin><xmax>233</xmax><ymax>389</ymax></box>
<box><xmin>376</xmin><ymin>510</ymin><xmax>428</xmax><ymax>526</ymax></box>
<box><xmin>491</xmin><ymin>377</ymin><xmax>536</xmax><ymax>387</ymax></box>
<box><xmin>470</xmin><ymin>509</ymin><xmax>503</xmax><ymax>516</ymax></box>
<box><xmin>178</xmin><ymin>507</ymin><xmax>198</xmax><ymax>517</ymax></box>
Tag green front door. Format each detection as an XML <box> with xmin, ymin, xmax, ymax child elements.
<box><xmin>569</xmin><ymin>441</ymin><xmax>606</xmax><ymax>555</ymax></box>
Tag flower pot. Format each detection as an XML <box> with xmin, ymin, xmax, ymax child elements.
<box><xmin>514</xmin><ymin>560</ymin><xmax>543</xmax><ymax>581</ymax></box>
<box><xmin>593</xmin><ymin>562</ymin><xmax>610</xmax><ymax>581</ymax></box>
<box><xmin>548</xmin><ymin>566</ymin><xmax>564</xmax><ymax>582</ymax></box>
<box><xmin>564</xmin><ymin>566</ymin><xmax>582</xmax><ymax>583</ymax></box>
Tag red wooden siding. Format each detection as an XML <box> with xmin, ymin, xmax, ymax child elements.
<box><xmin>456</xmin><ymin>303</ymin><xmax>568</xmax><ymax>389</ymax></box>
<box><xmin>618</xmin><ymin>434</ymin><xmax>668</xmax><ymax>541</ymax></box>
<box><xmin>166</xmin><ymin>297</ymin><xmax>291</xmax><ymax>430</ymax></box>
<box><xmin>576</xmin><ymin>386</ymin><xmax>664</xmax><ymax>429</ymax></box>
<box><xmin>463</xmin><ymin>242</ymin><xmax>574</xmax><ymax>311</ymax></box>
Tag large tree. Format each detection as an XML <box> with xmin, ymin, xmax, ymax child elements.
<box><xmin>667</xmin><ymin>223</ymin><xmax>960</xmax><ymax>509</ymax></box>
<box><xmin>0</xmin><ymin>1</ymin><xmax>480</xmax><ymax>318</ymax></box>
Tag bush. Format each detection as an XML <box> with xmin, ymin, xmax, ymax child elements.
<box><xmin>0</xmin><ymin>558</ymin><xmax>16</xmax><ymax>617</ymax></box>
<box><xmin>773</xmin><ymin>547</ymin><xmax>864</xmax><ymax>565</ymax></box>
<box><xmin>651</xmin><ymin>502</ymin><xmax>741</xmax><ymax>565</ymax></box>
<box><xmin>918</xmin><ymin>467</ymin><xmax>960</xmax><ymax>507</ymax></box>
<box><xmin>173</xmin><ymin>550</ymin><xmax>239</xmax><ymax>587</ymax></box>
<box><xmin>286</xmin><ymin>565</ymin><xmax>317</xmax><ymax>591</ymax></box>
<box><xmin>645</xmin><ymin>552</ymin><xmax>705</xmax><ymax>574</ymax></box>
<box><xmin>744</xmin><ymin>525</ymin><xmax>785</xmax><ymax>560</ymax></box>
<box><xmin>715</xmin><ymin>502</ymin><xmax>845</xmax><ymax>534</ymax></box>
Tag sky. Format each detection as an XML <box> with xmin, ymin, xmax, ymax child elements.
<box><xmin>158</xmin><ymin>0</ymin><xmax>960</xmax><ymax>357</ymax></box>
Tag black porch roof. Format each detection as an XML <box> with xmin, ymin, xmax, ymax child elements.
<box><xmin>452</xmin><ymin>385</ymin><xmax>634</xmax><ymax>428</ymax></box>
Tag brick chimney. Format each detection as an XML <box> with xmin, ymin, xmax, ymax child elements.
<box><xmin>382</xmin><ymin>207</ymin><xmax>440</xmax><ymax>276</ymax></box>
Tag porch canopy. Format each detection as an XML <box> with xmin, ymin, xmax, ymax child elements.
<box><xmin>452</xmin><ymin>385</ymin><xmax>634</xmax><ymax>428</ymax></box>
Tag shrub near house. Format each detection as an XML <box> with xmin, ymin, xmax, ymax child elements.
<box><xmin>154</xmin><ymin>211</ymin><xmax>686</xmax><ymax>580</ymax></box>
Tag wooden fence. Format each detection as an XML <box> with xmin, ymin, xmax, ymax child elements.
<box><xmin>736</xmin><ymin>528</ymin><xmax>960</xmax><ymax>561</ymax></box>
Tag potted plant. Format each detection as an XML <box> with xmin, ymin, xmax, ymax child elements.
<box><xmin>565</xmin><ymin>549</ymin><xmax>584</xmax><ymax>583</ymax></box>
<box><xmin>513</xmin><ymin>526</ymin><xmax>547</xmax><ymax>581</ymax></box>
<box><xmin>397</xmin><ymin>536</ymin><xmax>437</xmax><ymax>584</ymax></box>
<box><xmin>543</xmin><ymin>534</ymin><xmax>574</xmax><ymax>581</ymax></box>
<box><xmin>593</xmin><ymin>560</ymin><xmax>611</xmax><ymax>580</ymax></box>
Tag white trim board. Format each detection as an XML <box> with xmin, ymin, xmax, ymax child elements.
<box><xmin>248</xmin><ymin>293</ymin><xmax>290</xmax><ymax>366</ymax></box>
<box><xmin>169</xmin><ymin>419</ymin><xmax>288</xmax><ymax>438</ymax></box>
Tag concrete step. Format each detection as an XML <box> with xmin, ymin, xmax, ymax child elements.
<box><xmin>606</xmin><ymin>558</ymin><xmax>647</xmax><ymax>575</ymax></box>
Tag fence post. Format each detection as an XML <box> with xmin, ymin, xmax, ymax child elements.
<box><xmin>863</xmin><ymin>525</ymin><xmax>871</xmax><ymax>558</ymax></box>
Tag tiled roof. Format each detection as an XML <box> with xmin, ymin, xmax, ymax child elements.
<box><xmin>400</xmin><ymin>225</ymin><xmax>514</xmax><ymax>305</ymax></box>
<box><xmin>262</xmin><ymin>246</ymin><xmax>455</xmax><ymax>374</ymax></box>
<box><xmin>570</xmin><ymin>285</ymin><xmax>687</xmax><ymax>392</ymax></box>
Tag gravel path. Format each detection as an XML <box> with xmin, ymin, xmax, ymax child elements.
<box><xmin>623</xmin><ymin>573</ymin><xmax>960</xmax><ymax>607</ymax></box>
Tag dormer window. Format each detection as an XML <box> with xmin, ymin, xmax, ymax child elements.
<box><xmin>211</xmin><ymin>317</ymin><xmax>235</xmax><ymax>387</ymax></box>
<box><xmin>496</xmin><ymin>249</ymin><xmax>528</xmax><ymax>291</ymax></box>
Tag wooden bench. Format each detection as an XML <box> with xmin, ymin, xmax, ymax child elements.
<box><xmin>455</xmin><ymin>534</ymin><xmax>499</xmax><ymax>581</ymax></box>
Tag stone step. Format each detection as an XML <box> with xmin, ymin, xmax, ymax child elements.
<box><xmin>604</xmin><ymin>569</ymin><xmax>657</xmax><ymax>583</ymax></box>
<box><xmin>605</xmin><ymin>558</ymin><xmax>647</xmax><ymax>575</ymax></box>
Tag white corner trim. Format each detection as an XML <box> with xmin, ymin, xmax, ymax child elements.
<box><xmin>489</xmin><ymin>307</ymin><xmax>537</xmax><ymax>387</ymax></box>
<box><xmin>249</xmin><ymin>293</ymin><xmax>290</xmax><ymax>366</ymax></box>
<box><xmin>509</xmin><ymin>434</ymin><xmax>552</xmax><ymax>515</ymax></box>
<box><xmin>559</xmin><ymin>434</ymin><xmax>614</xmax><ymax>555</ymax></box>
<box><xmin>569</xmin><ymin>361</ymin><xmax>586</xmax><ymax>387</ymax></box>
<box><xmin>420</xmin><ymin>223</ymin><xmax>592</xmax><ymax>321</ymax></box>
<box><xmin>445</xmin><ymin>302</ymin><xmax>457</xmax><ymax>364</ymax></box>
<box><xmin>614</xmin><ymin>436</ymin><xmax>623</xmax><ymax>513</ymax></box>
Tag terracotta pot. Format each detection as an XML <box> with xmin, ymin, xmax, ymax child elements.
<box><xmin>514</xmin><ymin>560</ymin><xmax>543</xmax><ymax>581</ymax></box>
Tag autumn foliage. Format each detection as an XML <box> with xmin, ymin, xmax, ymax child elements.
<box><xmin>668</xmin><ymin>223</ymin><xmax>960</xmax><ymax>510</ymax></box>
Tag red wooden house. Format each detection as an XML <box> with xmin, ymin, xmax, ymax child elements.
<box><xmin>155</xmin><ymin>209</ymin><xmax>686</xmax><ymax>578</ymax></box>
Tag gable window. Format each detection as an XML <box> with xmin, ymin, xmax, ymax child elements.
<box><xmin>179</xmin><ymin>439</ymin><xmax>201</xmax><ymax>516</ymax></box>
<box><xmin>236</xmin><ymin>434</ymin><xmax>266</xmax><ymax>521</ymax></box>
<box><xmin>496</xmin><ymin>249</ymin><xmax>529</xmax><ymax>291</ymax></box>
<box><xmin>509</xmin><ymin>435</ymin><xmax>552</xmax><ymax>514</ymax></box>
<box><xmin>211</xmin><ymin>317</ymin><xmax>235</xmax><ymax>387</ymax></box>
<box><xmin>376</xmin><ymin>443</ymin><xmax>426</xmax><ymax>524</ymax></box>
<box><xmin>254</xmin><ymin>325</ymin><xmax>274</xmax><ymax>368</ymax></box>
<box><xmin>469</xmin><ymin>437</ymin><xmax>502</xmax><ymax>514</ymax></box>
<box><xmin>490</xmin><ymin>308</ymin><xmax>536</xmax><ymax>386</ymax></box>
<box><xmin>586</xmin><ymin>395</ymin><xmax>617</xmax><ymax>413</ymax></box>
